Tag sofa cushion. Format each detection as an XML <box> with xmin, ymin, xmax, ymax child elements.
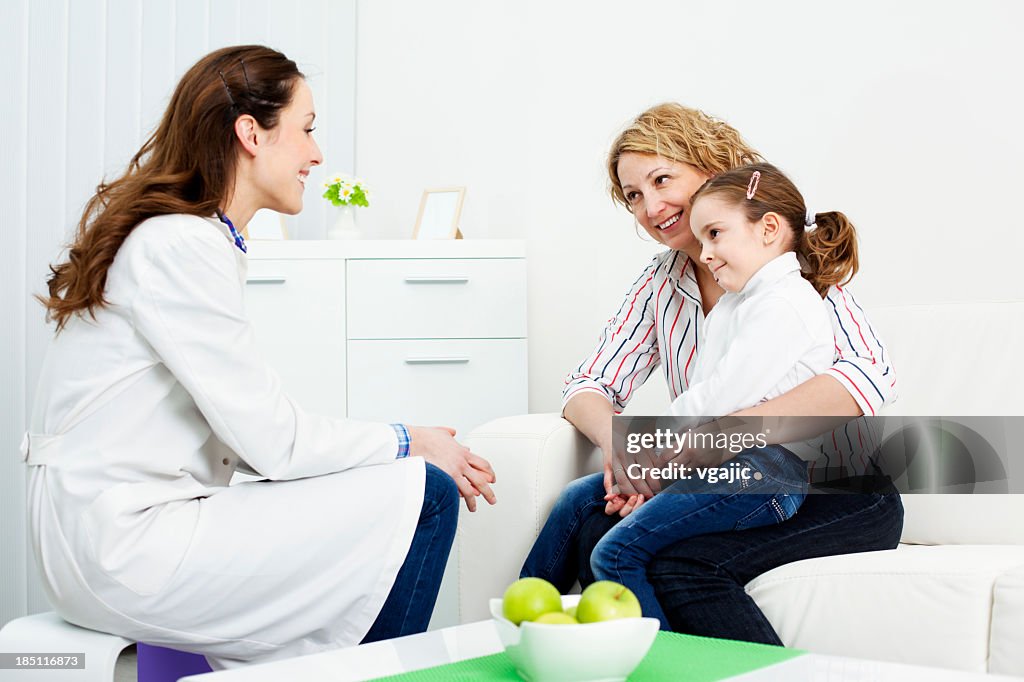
<box><xmin>745</xmin><ymin>544</ymin><xmax>1024</xmax><ymax>672</ymax></box>
<box><xmin>901</xmin><ymin>495</ymin><xmax>1024</xmax><ymax>545</ymax></box>
<box><xmin>990</xmin><ymin>564</ymin><xmax>1024</xmax><ymax>676</ymax></box>
<box><xmin>866</xmin><ymin>301</ymin><xmax>1024</xmax><ymax>417</ymax></box>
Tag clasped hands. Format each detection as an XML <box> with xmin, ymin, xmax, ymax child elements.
<box><xmin>408</xmin><ymin>425</ymin><xmax>496</xmax><ymax>512</ymax></box>
<box><xmin>602</xmin><ymin>432</ymin><xmax>726</xmax><ymax>517</ymax></box>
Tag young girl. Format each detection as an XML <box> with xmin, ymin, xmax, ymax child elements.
<box><xmin>666</xmin><ymin>162</ymin><xmax>853</xmax><ymax>420</ymax></box>
<box><xmin>530</xmin><ymin>161</ymin><xmax>861</xmax><ymax>630</ymax></box>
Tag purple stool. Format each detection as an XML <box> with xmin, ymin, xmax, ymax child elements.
<box><xmin>137</xmin><ymin>642</ymin><xmax>213</xmax><ymax>681</ymax></box>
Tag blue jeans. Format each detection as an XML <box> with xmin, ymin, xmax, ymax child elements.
<box><xmin>361</xmin><ymin>462</ymin><xmax>459</xmax><ymax>643</ymax></box>
<box><xmin>646</xmin><ymin>482</ymin><xmax>903</xmax><ymax>644</ymax></box>
<box><xmin>520</xmin><ymin>471</ymin><xmax>614</xmax><ymax>594</ymax></box>
<box><xmin>522</xmin><ymin>445</ymin><xmax>904</xmax><ymax>643</ymax></box>
<box><xmin>591</xmin><ymin>446</ymin><xmax>807</xmax><ymax>629</ymax></box>
<box><xmin>522</xmin><ymin>446</ymin><xmax>807</xmax><ymax>630</ymax></box>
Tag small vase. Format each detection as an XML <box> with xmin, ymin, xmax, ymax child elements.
<box><xmin>328</xmin><ymin>205</ymin><xmax>361</xmax><ymax>240</ymax></box>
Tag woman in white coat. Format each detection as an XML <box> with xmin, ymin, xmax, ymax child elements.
<box><xmin>23</xmin><ymin>44</ymin><xmax>496</xmax><ymax>670</ymax></box>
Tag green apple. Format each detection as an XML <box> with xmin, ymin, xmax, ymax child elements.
<box><xmin>534</xmin><ymin>611</ymin><xmax>579</xmax><ymax>625</ymax></box>
<box><xmin>502</xmin><ymin>577</ymin><xmax>562</xmax><ymax>625</ymax></box>
<box><xmin>575</xmin><ymin>580</ymin><xmax>642</xmax><ymax>623</ymax></box>
<box><xmin>564</xmin><ymin>605</ymin><xmax>577</xmax><ymax>619</ymax></box>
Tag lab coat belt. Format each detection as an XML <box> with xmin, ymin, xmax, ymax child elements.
<box><xmin>20</xmin><ymin>432</ymin><xmax>65</xmax><ymax>466</ymax></box>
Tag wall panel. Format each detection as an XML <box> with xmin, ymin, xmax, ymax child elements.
<box><xmin>208</xmin><ymin>0</ymin><xmax>240</xmax><ymax>46</ymax></box>
<box><xmin>174</xmin><ymin>0</ymin><xmax>209</xmax><ymax>77</ymax></box>
<box><xmin>66</xmin><ymin>0</ymin><xmax>107</xmax><ymax>229</ymax></box>
<box><xmin>23</xmin><ymin>0</ymin><xmax>70</xmax><ymax>618</ymax></box>
<box><xmin>104</xmin><ymin>0</ymin><xmax>142</xmax><ymax>180</ymax></box>
<box><xmin>0</xmin><ymin>0</ymin><xmax>31</xmax><ymax>630</ymax></box>
<box><xmin>237</xmin><ymin>0</ymin><xmax>270</xmax><ymax>47</ymax></box>
<box><xmin>140</xmin><ymin>0</ymin><xmax>176</xmax><ymax>140</ymax></box>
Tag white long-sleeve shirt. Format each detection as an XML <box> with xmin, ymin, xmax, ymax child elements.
<box><xmin>666</xmin><ymin>252</ymin><xmax>832</xmax><ymax>418</ymax></box>
<box><xmin>564</xmin><ymin>249</ymin><xmax>897</xmax><ymax>477</ymax></box>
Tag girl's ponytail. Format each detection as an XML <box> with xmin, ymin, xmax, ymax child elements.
<box><xmin>799</xmin><ymin>211</ymin><xmax>859</xmax><ymax>296</ymax></box>
<box><xmin>691</xmin><ymin>163</ymin><xmax>861</xmax><ymax>298</ymax></box>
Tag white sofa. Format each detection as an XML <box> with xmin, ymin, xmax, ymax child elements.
<box><xmin>457</xmin><ymin>301</ymin><xmax>1024</xmax><ymax>676</ymax></box>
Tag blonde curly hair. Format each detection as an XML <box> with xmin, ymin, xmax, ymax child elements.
<box><xmin>607</xmin><ymin>103</ymin><xmax>763</xmax><ymax>211</ymax></box>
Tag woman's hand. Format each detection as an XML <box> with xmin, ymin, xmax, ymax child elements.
<box><xmin>604</xmin><ymin>489</ymin><xmax>648</xmax><ymax>517</ymax></box>
<box><xmin>603</xmin><ymin>448</ymin><xmax>654</xmax><ymax>517</ymax></box>
<box><xmin>564</xmin><ymin>393</ymin><xmax>652</xmax><ymax>517</ymax></box>
<box><xmin>408</xmin><ymin>426</ymin><xmax>497</xmax><ymax>512</ymax></box>
<box><xmin>602</xmin><ymin>450</ymin><xmax>630</xmax><ymax>516</ymax></box>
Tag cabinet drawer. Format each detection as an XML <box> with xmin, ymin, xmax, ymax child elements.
<box><xmin>346</xmin><ymin>339</ymin><xmax>527</xmax><ymax>436</ymax></box>
<box><xmin>347</xmin><ymin>259</ymin><xmax>526</xmax><ymax>339</ymax></box>
<box><xmin>244</xmin><ymin>260</ymin><xmax>346</xmax><ymax>417</ymax></box>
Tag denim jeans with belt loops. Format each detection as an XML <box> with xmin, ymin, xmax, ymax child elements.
<box><xmin>521</xmin><ymin>445</ymin><xmax>808</xmax><ymax>630</ymax></box>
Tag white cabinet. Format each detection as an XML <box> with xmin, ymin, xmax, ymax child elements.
<box><xmin>243</xmin><ymin>240</ymin><xmax>528</xmax><ymax>631</ymax></box>
<box><xmin>347</xmin><ymin>338</ymin><xmax>528</xmax><ymax>434</ymax></box>
<box><xmin>243</xmin><ymin>258</ymin><xmax>347</xmax><ymax>417</ymax></box>
<box><xmin>244</xmin><ymin>240</ymin><xmax>527</xmax><ymax>437</ymax></box>
<box><xmin>346</xmin><ymin>258</ymin><xmax>527</xmax><ymax>339</ymax></box>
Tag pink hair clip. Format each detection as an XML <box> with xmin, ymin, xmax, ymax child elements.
<box><xmin>746</xmin><ymin>170</ymin><xmax>761</xmax><ymax>200</ymax></box>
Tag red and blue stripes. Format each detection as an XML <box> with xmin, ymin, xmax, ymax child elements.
<box><xmin>563</xmin><ymin>250</ymin><xmax>898</xmax><ymax>477</ymax></box>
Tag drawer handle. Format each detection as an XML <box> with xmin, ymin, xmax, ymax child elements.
<box><xmin>246</xmin><ymin>276</ymin><xmax>287</xmax><ymax>284</ymax></box>
<box><xmin>403</xmin><ymin>276</ymin><xmax>469</xmax><ymax>284</ymax></box>
<box><xmin>404</xmin><ymin>357</ymin><xmax>470</xmax><ymax>365</ymax></box>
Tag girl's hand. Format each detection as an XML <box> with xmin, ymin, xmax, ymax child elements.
<box><xmin>605</xmin><ymin>491</ymin><xmax>647</xmax><ymax>517</ymax></box>
<box><xmin>603</xmin><ymin>445</ymin><xmax>656</xmax><ymax>515</ymax></box>
<box><xmin>408</xmin><ymin>426</ymin><xmax>497</xmax><ymax>512</ymax></box>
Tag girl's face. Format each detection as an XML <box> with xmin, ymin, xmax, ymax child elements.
<box><xmin>252</xmin><ymin>79</ymin><xmax>323</xmax><ymax>215</ymax></box>
<box><xmin>616</xmin><ymin>153</ymin><xmax>711</xmax><ymax>256</ymax></box>
<box><xmin>689</xmin><ymin>195</ymin><xmax>776</xmax><ymax>293</ymax></box>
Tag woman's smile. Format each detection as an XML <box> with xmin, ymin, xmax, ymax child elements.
<box><xmin>616</xmin><ymin>152</ymin><xmax>711</xmax><ymax>255</ymax></box>
<box><xmin>656</xmin><ymin>211</ymin><xmax>683</xmax><ymax>231</ymax></box>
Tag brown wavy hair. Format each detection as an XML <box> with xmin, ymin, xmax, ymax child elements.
<box><xmin>607</xmin><ymin>102</ymin><xmax>764</xmax><ymax>210</ymax></box>
<box><xmin>690</xmin><ymin>163</ymin><xmax>859</xmax><ymax>296</ymax></box>
<box><xmin>40</xmin><ymin>45</ymin><xmax>304</xmax><ymax>331</ymax></box>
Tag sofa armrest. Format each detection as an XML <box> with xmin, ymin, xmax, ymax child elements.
<box><xmin>457</xmin><ymin>413</ymin><xmax>602</xmax><ymax>622</ymax></box>
<box><xmin>990</xmin><ymin>562</ymin><xmax>1024</xmax><ymax>676</ymax></box>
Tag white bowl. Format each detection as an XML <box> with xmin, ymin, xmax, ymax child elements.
<box><xmin>489</xmin><ymin>594</ymin><xmax>659</xmax><ymax>682</ymax></box>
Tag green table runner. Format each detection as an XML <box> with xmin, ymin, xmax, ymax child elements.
<box><xmin>370</xmin><ymin>631</ymin><xmax>804</xmax><ymax>681</ymax></box>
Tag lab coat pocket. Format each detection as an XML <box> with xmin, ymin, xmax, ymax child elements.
<box><xmin>81</xmin><ymin>482</ymin><xmax>201</xmax><ymax>597</ymax></box>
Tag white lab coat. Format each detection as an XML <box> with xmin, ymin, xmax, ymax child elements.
<box><xmin>22</xmin><ymin>214</ymin><xmax>425</xmax><ymax>669</ymax></box>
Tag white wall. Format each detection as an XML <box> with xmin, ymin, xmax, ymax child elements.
<box><xmin>0</xmin><ymin>0</ymin><xmax>357</xmax><ymax>628</ymax></box>
<box><xmin>0</xmin><ymin>0</ymin><xmax>31</xmax><ymax>635</ymax></box>
<box><xmin>354</xmin><ymin>0</ymin><xmax>1024</xmax><ymax>417</ymax></box>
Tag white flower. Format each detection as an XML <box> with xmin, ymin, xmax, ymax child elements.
<box><xmin>323</xmin><ymin>172</ymin><xmax>370</xmax><ymax>208</ymax></box>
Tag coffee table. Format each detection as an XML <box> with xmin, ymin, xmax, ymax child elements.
<box><xmin>180</xmin><ymin>619</ymin><xmax>1012</xmax><ymax>681</ymax></box>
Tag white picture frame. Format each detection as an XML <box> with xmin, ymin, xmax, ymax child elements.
<box><xmin>412</xmin><ymin>187</ymin><xmax>465</xmax><ymax>239</ymax></box>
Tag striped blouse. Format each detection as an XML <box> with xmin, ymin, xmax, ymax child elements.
<box><xmin>563</xmin><ymin>250</ymin><xmax>898</xmax><ymax>479</ymax></box>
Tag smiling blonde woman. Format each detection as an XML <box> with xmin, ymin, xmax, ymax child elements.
<box><xmin>520</xmin><ymin>102</ymin><xmax>903</xmax><ymax>644</ymax></box>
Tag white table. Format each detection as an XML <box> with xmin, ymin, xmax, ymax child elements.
<box><xmin>180</xmin><ymin>620</ymin><xmax>1015</xmax><ymax>682</ymax></box>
